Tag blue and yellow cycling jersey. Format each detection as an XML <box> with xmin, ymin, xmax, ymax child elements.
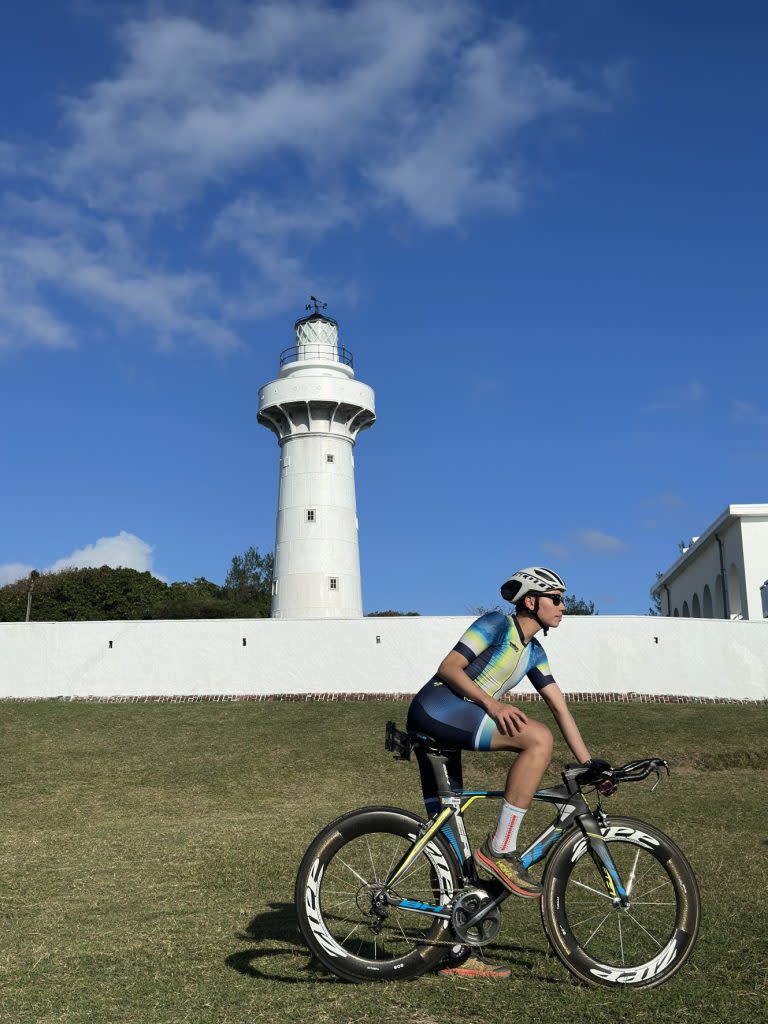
<box><xmin>449</xmin><ymin>611</ymin><xmax>554</xmax><ymax>698</ymax></box>
<box><xmin>407</xmin><ymin>613</ymin><xmax>555</xmax><ymax>751</ymax></box>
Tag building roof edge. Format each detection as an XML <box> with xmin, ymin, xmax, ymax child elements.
<box><xmin>651</xmin><ymin>503</ymin><xmax>768</xmax><ymax>594</ymax></box>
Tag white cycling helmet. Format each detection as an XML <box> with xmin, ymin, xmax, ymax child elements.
<box><xmin>500</xmin><ymin>567</ymin><xmax>567</xmax><ymax>604</ymax></box>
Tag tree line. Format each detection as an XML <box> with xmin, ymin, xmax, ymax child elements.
<box><xmin>0</xmin><ymin>543</ymin><xmax>604</xmax><ymax>622</ymax></box>
<box><xmin>0</xmin><ymin>547</ymin><xmax>274</xmax><ymax>622</ymax></box>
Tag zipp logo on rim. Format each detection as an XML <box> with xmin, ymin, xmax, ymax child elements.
<box><xmin>571</xmin><ymin>826</ymin><xmax>660</xmax><ymax>862</ymax></box>
<box><xmin>305</xmin><ymin>859</ymin><xmax>349</xmax><ymax>959</ymax></box>
<box><xmin>590</xmin><ymin>938</ymin><xmax>678</xmax><ymax>984</ymax></box>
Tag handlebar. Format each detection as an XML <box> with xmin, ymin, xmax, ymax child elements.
<box><xmin>564</xmin><ymin>757</ymin><xmax>670</xmax><ymax>792</ymax></box>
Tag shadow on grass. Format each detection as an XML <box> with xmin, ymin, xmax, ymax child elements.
<box><xmin>226</xmin><ymin>901</ymin><xmax>336</xmax><ymax>984</ymax></box>
<box><xmin>225</xmin><ymin>902</ymin><xmax>565</xmax><ymax>986</ymax></box>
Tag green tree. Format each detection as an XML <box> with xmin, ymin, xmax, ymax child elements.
<box><xmin>225</xmin><ymin>546</ymin><xmax>273</xmax><ymax>597</ymax></box>
<box><xmin>366</xmin><ymin>610</ymin><xmax>420</xmax><ymax>617</ymax></box>
<box><xmin>0</xmin><ymin>567</ymin><xmax>168</xmax><ymax>622</ymax></box>
<box><xmin>563</xmin><ymin>594</ymin><xmax>597</xmax><ymax>615</ymax></box>
<box><xmin>495</xmin><ymin>595</ymin><xmax>598</xmax><ymax>615</ymax></box>
<box><xmin>649</xmin><ymin>571</ymin><xmax>663</xmax><ymax>616</ymax></box>
<box><xmin>0</xmin><ymin>554</ymin><xmax>276</xmax><ymax>622</ymax></box>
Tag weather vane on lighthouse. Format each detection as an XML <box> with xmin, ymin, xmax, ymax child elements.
<box><xmin>257</xmin><ymin>301</ymin><xmax>376</xmax><ymax>619</ymax></box>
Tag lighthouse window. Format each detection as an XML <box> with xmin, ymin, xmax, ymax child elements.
<box><xmin>329</xmin><ymin>577</ymin><xmax>338</xmax><ymax>590</ymax></box>
<box><xmin>306</xmin><ymin>509</ymin><xmax>316</xmax><ymax>522</ymax></box>
<box><xmin>326</xmin><ymin>454</ymin><xmax>335</xmax><ymax>463</ymax></box>
<box><xmin>272</xmin><ymin>580</ymin><xmax>278</xmax><ymax>595</ymax></box>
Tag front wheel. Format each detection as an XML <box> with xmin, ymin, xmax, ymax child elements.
<box><xmin>295</xmin><ymin>806</ymin><xmax>461</xmax><ymax>983</ymax></box>
<box><xmin>541</xmin><ymin>816</ymin><xmax>700</xmax><ymax>989</ymax></box>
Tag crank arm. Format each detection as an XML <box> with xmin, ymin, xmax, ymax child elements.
<box><xmin>459</xmin><ymin>887</ymin><xmax>508</xmax><ymax>933</ymax></box>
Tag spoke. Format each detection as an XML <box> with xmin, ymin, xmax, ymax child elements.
<box><xmin>618</xmin><ymin>915</ymin><xmax>625</xmax><ymax>965</ymax></box>
<box><xmin>384</xmin><ymin>841</ymin><xmax>401</xmax><ymax>881</ymax></box>
<box><xmin>397</xmin><ymin>917</ymin><xmax>413</xmax><ymax>950</ymax></box>
<box><xmin>570</xmin><ymin>879</ymin><xmax>613</xmax><ymax>901</ymax></box>
<box><xmin>324</xmin><ymin>913</ymin><xmax>363</xmax><ymax>927</ymax></box>
<box><xmin>570</xmin><ymin>908</ymin><xmax>617</xmax><ymax>930</ymax></box>
<box><xmin>631</xmin><ymin>861</ymin><xmax>661</xmax><ymax>890</ymax></box>
<box><xmin>320</xmin><ymin>901</ymin><xmax>358</xmax><ymax>915</ymax></box>
<box><xmin>366</xmin><ymin>837</ymin><xmax>379</xmax><ymax>882</ymax></box>
<box><xmin>635</xmin><ymin>879</ymin><xmax>672</xmax><ymax>900</ymax></box>
<box><xmin>342</xmin><ymin>923</ymin><xmax>361</xmax><ymax>945</ymax></box>
<box><xmin>624</xmin><ymin>911</ymin><xmax>664</xmax><ymax>948</ymax></box>
<box><xmin>337</xmin><ymin>856</ymin><xmax>369</xmax><ymax>887</ymax></box>
<box><xmin>631</xmin><ymin>901</ymin><xmax>677</xmax><ymax>907</ymax></box>
<box><xmin>625</xmin><ymin>850</ymin><xmax>641</xmax><ymax>897</ymax></box>
<box><xmin>392</xmin><ymin>852</ymin><xmax>432</xmax><ymax>888</ymax></box>
<box><xmin>583</xmin><ymin>911</ymin><xmax>613</xmax><ymax>948</ymax></box>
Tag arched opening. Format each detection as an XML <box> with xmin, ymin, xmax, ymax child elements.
<box><xmin>692</xmin><ymin>593</ymin><xmax>701</xmax><ymax>617</ymax></box>
<box><xmin>673</xmin><ymin>608</ymin><xmax>679</xmax><ymax>617</ymax></box>
<box><xmin>703</xmin><ymin>585</ymin><xmax>713</xmax><ymax>618</ymax></box>
<box><xmin>714</xmin><ymin>575</ymin><xmax>725</xmax><ymax>618</ymax></box>
<box><xmin>682</xmin><ymin>600</ymin><xmax>690</xmax><ymax>617</ymax></box>
<box><xmin>728</xmin><ymin>564</ymin><xmax>743</xmax><ymax>619</ymax></box>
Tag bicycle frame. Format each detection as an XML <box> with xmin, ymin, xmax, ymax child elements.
<box><xmin>383</xmin><ymin>780</ymin><xmax>630</xmax><ymax>921</ymax></box>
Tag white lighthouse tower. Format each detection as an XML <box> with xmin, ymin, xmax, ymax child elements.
<box><xmin>257</xmin><ymin>300</ymin><xmax>376</xmax><ymax>619</ymax></box>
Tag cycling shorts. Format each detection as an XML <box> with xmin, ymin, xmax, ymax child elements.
<box><xmin>407</xmin><ymin>685</ymin><xmax>496</xmax><ymax>751</ymax></box>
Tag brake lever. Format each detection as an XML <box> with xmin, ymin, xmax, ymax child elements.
<box><xmin>650</xmin><ymin>759</ymin><xmax>670</xmax><ymax>793</ymax></box>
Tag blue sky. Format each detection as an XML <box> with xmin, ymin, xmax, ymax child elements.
<box><xmin>1</xmin><ymin>0</ymin><xmax>766</xmax><ymax>615</ymax></box>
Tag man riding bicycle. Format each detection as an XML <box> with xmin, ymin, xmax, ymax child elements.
<box><xmin>407</xmin><ymin>567</ymin><xmax>604</xmax><ymax>977</ymax></box>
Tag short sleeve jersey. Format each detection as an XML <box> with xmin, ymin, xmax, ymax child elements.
<box><xmin>435</xmin><ymin>612</ymin><xmax>555</xmax><ymax>698</ymax></box>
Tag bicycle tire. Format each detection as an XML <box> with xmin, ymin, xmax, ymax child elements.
<box><xmin>541</xmin><ymin>815</ymin><xmax>700</xmax><ymax>989</ymax></box>
<box><xmin>295</xmin><ymin>805</ymin><xmax>462</xmax><ymax>982</ymax></box>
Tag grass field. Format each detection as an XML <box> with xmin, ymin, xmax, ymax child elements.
<box><xmin>1</xmin><ymin>699</ymin><xmax>766</xmax><ymax>1024</ymax></box>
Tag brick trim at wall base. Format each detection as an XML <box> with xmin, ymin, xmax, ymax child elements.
<box><xmin>1</xmin><ymin>692</ymin><xmax>765</xmax><ymax>704</ymax></box>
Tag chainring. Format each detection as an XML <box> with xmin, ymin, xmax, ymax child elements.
<box><xmin>450</xmin><ymin>888</ymin><xmax>503</xmax><ymax>946</ymax></box>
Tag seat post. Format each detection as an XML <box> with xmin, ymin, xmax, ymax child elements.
<box><xmin>420</xmin><ymin>749</ymin><xmax>458</xmax><ymax>799</ymax></box>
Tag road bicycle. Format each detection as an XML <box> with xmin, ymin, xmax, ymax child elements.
<box><xmin>295</xmin><ymin>722</ymin><xmax>701</xmax><ymax>989</ymax></box>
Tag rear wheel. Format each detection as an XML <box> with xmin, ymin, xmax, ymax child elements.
<box><xmin>541</xmin><ymin>816</ymin><xmax>700</xmax><ymax>989</ymax></box>
<box><xmin>295</xmin><ymin>806</ymin><xmax>461</xmax><ymax>982</ymax></box>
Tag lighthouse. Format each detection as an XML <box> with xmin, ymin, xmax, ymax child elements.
<box><xmin>257</xmin><ymin>300</ymin><xmax>376</xmax><ymax>618</ymax></box>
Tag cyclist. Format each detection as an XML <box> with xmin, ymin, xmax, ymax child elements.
<box><xmin>407</xmin><ymin>567</ymin><xmax>601</xmax><ymax>978</ymax></box>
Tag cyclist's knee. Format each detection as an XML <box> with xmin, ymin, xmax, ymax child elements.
<box><xmin>526</xmin><ymin>720</ymin><xmax>553</xmax><ymax>758</ymax></box>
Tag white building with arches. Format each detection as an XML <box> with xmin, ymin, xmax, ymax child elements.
<box><xmin>652</xmin><ymin>504</ymin><xmax>768</xmax><ymax>620</ymax></box>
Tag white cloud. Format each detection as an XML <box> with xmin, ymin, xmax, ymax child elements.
<box><xmin>0</xmin><ymin>563</ymin><xmax>34</xmax><ymax>586</ymax></box>
<box><xmin>733</xmin><ymin>400</ymin><xmax>768</xmax><ymax>425</ymax></box>
<box><xmin>54</xmin><ymin>4</ymin><xmax>473</xmax><ymax>214</ymax></box>
<box><xmin>49</xmin><ymin>531</ymin><xmax>156</xmax><ymax>574</ymax></box>
<box><xmin>540</xmin><ymin>541</ymin><xmax>570</xmax><ymax>559</ymax></box>
<box><xmin>655</xmin><ymin>493</ymin><xmax>683</xmax><ymax>508</ymax></box>
<box><xmin>53</xmin><ymin>5</ymin><xmax>604</xmax><ymax>223</ymax></box>
<box><xmin>0</xmin><ymin>195</ymin><xmax>241</xmax><ymax>352</ymax></box>
<box><xmin>0</xmin><ymin>532</ymin><xmax>160</xmax><ymax>588</ymax></box>
<box><xmin>575</xmin><ymin>529</ymin><xmax>627</xmax><ymax>554</ymax></box>
<box><xmin>649</xmin><ymin>379</ymin><xmax>705</xmax><ymax>411</ymax></box>
<box><xmin>541</xmin><ymin>529</ymin><xmax>626</xmax><ymax>557</ymax></box>
<box><xmin>0</xmin><ymin>2</ymin><xmax>615</xmax><ymax>351</ymax></box>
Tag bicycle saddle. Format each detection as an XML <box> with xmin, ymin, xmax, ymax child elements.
<box><xmin>385</xmin><ymin>721</ymin><xmax>460</xmax><ymax>760</ymax></box>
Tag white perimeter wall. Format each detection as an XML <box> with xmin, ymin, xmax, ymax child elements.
<box><xmin>1</xmin><ymin>616</ymin><xmax>766</xmax><ymax>701</ymax></box>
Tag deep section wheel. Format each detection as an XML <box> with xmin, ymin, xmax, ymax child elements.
<box><xmin>541</xmin><ymin>816</ymin><xmax>700</xmax><ymax>989</ymax></box>
<box><xmin>295</xmin><ymin>806</ymin><xmax>461</xmax><ymax>982</ymax></box>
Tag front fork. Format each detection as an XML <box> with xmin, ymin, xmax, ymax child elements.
<box><xmin>577</xmin><ymin>807</ymin><xmax>629</xmax><ymax>905</ymax></box>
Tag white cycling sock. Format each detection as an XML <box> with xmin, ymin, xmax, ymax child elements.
<box><xmin>490</xmin><ymin>801</ymin><xmax>526</xmax><ymax>854</ymax></box>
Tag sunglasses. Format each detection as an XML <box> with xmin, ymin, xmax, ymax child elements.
<box><xmin>541</xmin><ymin>594</ymin><xmax>564</xmax><ymax>606</ymax></box>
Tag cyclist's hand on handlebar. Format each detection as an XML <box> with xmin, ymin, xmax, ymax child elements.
<box><xmin>488</xmin><ymin>700</ymin><xmax>528</xmax><ymax>736</ymax></box>
<box><xmin>580</xmin><ymin>758</ymin><xmax>617</xmax><ymax>797</ymax></box>
<box><xmin>597</xmin><ymin>778</ymin><xmax>618</xmax><ymax>797</ymax></box>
